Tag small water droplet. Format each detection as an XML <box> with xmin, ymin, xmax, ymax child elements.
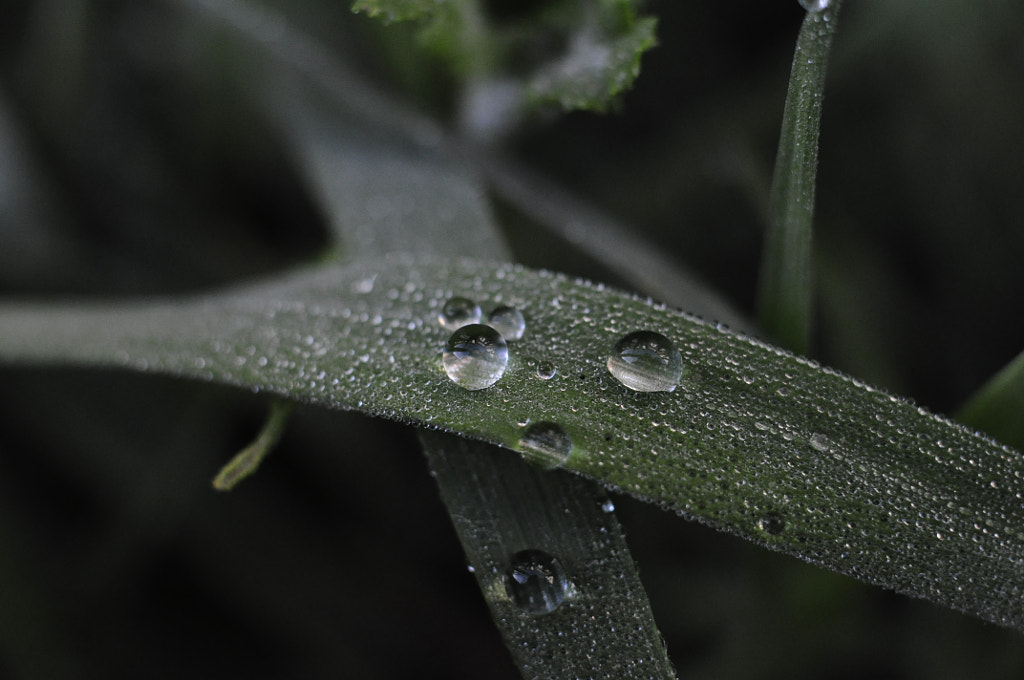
<box><xmin>601</xmin><ymin>499</ymin><xmax>616</xmax><ymax>513</ymax></box>
<box><xmin>798</xmin><ymin>0</ymin><xmax>830</xmax><ymax>11</ymax></box>
<box><xmin>809</xmin><ymin>432</ymin><xmax>830</xmax><ymax>452</ymax></box>
<box><xmin>518</xmin><ymin>422</ymin><xmax>572</xmax><ymax>468</ymax></box>
<box><xmin>487</xmin><ymin>305</ymin><xmax>526</xmax><ymax>341</ymax></box>
<box><xmin>505</xmin><ymin>550</ymin><xmax>568</xmax><ymax>615</ymax></box>
<box><xmin>535</xmin><ymin>361</ymin><xmax>557</xmax><ymax>380</ymax></box>
<box><xmin>442</xmin><ymin>324</ymin><xmax>508</xmax><ymax>390</ymax></box>
<box><xmin>606</xmin><ymin>330</ymin><xmax>683</xmax><ymax>392</ymax></box>
<box><xmin>439</xmin><ymin>296</ymin><xmax>482</xmax><ymax>330</ymax></box>
<box><xmin>759</xmin><ymin>512</ymin><xmax>786</xmax><ymax>535</ymax></box>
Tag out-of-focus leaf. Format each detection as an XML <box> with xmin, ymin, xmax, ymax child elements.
<box><xmin>351</xmin><ymin>0</ymin><xmax>442</xmax><ymax>23</ymax></box>
<box><xmin>957</xmin><ymin>348</ymin><xmax>1024</xmax><ymax>451</ymax></box>
<box><xmin>351</xmin><ymin>0</ymin><xmax>492</xmax><ymax>77</ymax></box>
<box><xmin>525</xmin><ymin>6</ymin><xmax>656</xmax><ymax>112</ymax></box>
<box><xmin>758</xmin><ymin>1</ymin><xmax>842</xmax><ymax>355</ymax></box>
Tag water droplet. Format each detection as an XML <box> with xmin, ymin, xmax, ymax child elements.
<box><xmin>505</xmin><ymin>550</ymin><xmax>568</xmax><ymax>615</ymax></box>
<box><xmin>518</xmin><ymin>422</ymin><xmax>572</xmax><ymax>468</ymax></box>
<box><xmin>798</xmin><ymin>0</ymin><xmax>830</xmax><ymax>11</ymax></box>
<box><xmin>809</xmin><ymin>432</ymin><xmax>830</xmax><ymax>452</ymax></box>
<box><xmin>606</xmin><ymin>330</ymin><xmax>683</xmax><ymax>392</ymax></box>
<box><xmin>442</xmin><ymin>324</ymin><xmax>508</xmax><ymax>390</ymax></box>
<box><xmin>438</xmin><ymin>296</ymin><xmax>482</xmax><ymax>330</ymax></box>
<box><xmin>535</xmin><ymin>361</ymin><xmax>556</xmax><ymax>380</ymax></box>
<box><xmin>758</xmin><ymin>512</ymin><xmax>786</xmax><ymax>535</ymax></box>
<box><xmin>601</xmin><ymin>499</ymin><xmax>616</xmax><ymax>513</ymax></box>
<box><xmin>487</xmin><ymin>305</ymin><xmax>526</xmax><ymax>341</ymax></box>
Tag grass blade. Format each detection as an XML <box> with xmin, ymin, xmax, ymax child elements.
<box><xmin>1</xmin><ymin>254</ymin><xmax>1022</xmax><ymax>631</ymax></box>
<box><xmin>423</xmin><ymin>431</ymin><xmax>674</xmax><ymax>679</ymax></box>
<box><xmin>757</xmin><ymin>1</ymin><xmax>842</xmax><ymax>354</ymax></box>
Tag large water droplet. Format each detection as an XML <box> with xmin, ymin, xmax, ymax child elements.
<box><xmin>505</xmin><ymin>550</ymin><xmax>568</xmax><ymax>615</ymax></box>
<box><xmin>798</xmin><ymin>0</ymin><xmax>830</xmax><ymax>11</ymax></box>
<box><xmin>518</xmin><ymin>422</ymin><xmax>572</xmax><ymax>468</ymax></box>
<box><xmin>606</xmin><ymin>330</ymin><xmax>683</xmax><ymax>392</ymax></box>
<box><xmin>487</xmin><ymin>305</ymin><xmax>526</xmax><ymax>341</ymax></box>
<box><xmin>442</xmin><ymin>324</ymin><xmax>508</xmax><ymax>390</ymax></box>
<box><xmin>439</xmin><ymin>296</ymin><xmax>482</xmax><ymax>330</ymax></box>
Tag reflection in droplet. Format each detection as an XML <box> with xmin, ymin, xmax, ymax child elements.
<box><xmin>535</xmin><ymin>361</ymin><xmax>557</xmax><ymax>380</ymax></box>
<box><xmin>442</xmin><ymin>324</ymin><xmax>508</xmax><ymax>390</ymax></box>
<box><xmin>505</xmin><ymin>550</ymin><xmax>568</xmax><ymax>615</ymax></box>
<box><xmin>487</xmin><ymin>305</ymin><xmax>526</xmax><ymax>341</ymax></box>
<box><xmin>798</xmin><ymin>0</ymin><xmax>830</xmax><ymax>11</ymax></box>
<box><xmin>439</xmin><ymin>296</ymin><xmax>482</xmax><ymax>330</ymax></box>
<box><xmin>519</xmin><ymin>422</ymin><xmax>572</xmax><ymax>468</ymax></box>
<box><xmin>606</xmin><ymin>330</ymin><xmax>683</xmax><ymax>392</ymax></box>
<box><xmin>601</xmin><ymin>499</ymin><xmax>616</xmax><ymax>513</ymax></box>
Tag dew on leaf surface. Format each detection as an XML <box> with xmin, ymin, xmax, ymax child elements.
<box><xmin>606</xmin><ymin>330</ymin><xmax>683</xmax><ymax>392</ymax></box>
<box><xmin>438</xmin><ymin>296</ymin><xmax>482</xmax><ymax>330</ymax></box>
<box><xmin>442</xmin><ymin>324</ymin><xmax>508</xmax><ymax>390</ymax></box>
<box><xmin>518</xmin><ymin>421</ymin><xmax>573</xmax><ymax>469</ymax></box>
<box><xmin>505</xmin><ymin>550</ymin><xmax>569</xmax><ymax>616</ymax></box>
<box><xmin>487</xmin><ymin>305</ymin><xmax>526</xmax><ymax>341</ymax></box>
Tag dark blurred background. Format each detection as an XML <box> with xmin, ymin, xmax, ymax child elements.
<box><xmin>1</xmin><ymin>0</ymin><xmax>1024</xmax><ymax>678</ymax></box>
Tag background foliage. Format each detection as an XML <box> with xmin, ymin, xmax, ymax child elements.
<box><xmin>1</xmin><ymin>0</ymin><xmax>1024</xmax><ymax>678</ymax></box>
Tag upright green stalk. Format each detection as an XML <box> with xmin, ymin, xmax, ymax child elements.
<box><xmin>757</xmin><ymin>1</ymin><xmax>842</xmax><ymax>355</ymax></box>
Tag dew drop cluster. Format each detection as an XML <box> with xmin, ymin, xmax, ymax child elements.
<box><xmin>439</xmin><ymin>296</ymin><xmax>527</xmax><ymax>390</ymax></box>
<box><xmin>437</xmin><ymin>296</ymin><xmax>688</xmax><ymax>473</ymax></box>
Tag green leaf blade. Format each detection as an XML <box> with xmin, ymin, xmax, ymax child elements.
<box><xmin>2</xmin><ymin>255</ymin><xmax>1022</xmax><ymax>631</ymax></box>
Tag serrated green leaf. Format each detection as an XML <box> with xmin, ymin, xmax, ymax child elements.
<box><xmin>525</xmin><ymin>15</ymin><xmax>657</xmax><ymax>112</ymax></box>
<box><xmin>2</xmin><ymin>255</ymin><xmax>1023</xmax><ymax>631</ymax></box>
<box><xmin>352</xmin><ymin>0</ymin><xmax>492</xmax><ymax>77</ymax></box>
<box><xmin>351</xmin><ymin>0</ymin><xmax>444</xmax><ymax>23</ymax></box>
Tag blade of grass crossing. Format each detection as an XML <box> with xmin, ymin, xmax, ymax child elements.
<box><xmin>274</xmin><ymin>96</ymin><xmax>677</xmax><ymax>678</ymax></box>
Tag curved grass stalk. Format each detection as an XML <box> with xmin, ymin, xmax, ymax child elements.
<box><xmin>758</xmin><ymin>1</ymin><xmax>843</xmax><ymax>354</ymax></box>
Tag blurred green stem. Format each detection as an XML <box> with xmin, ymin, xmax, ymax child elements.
<box><xmin>213</xmin><ymin>399</ymin><xmax>294</xmax><ymax>491</ymax></box>
<box><xmin>757</xmin><ymin>1</ymin><xmax>842</xmax><ymax>355</ymax></box>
